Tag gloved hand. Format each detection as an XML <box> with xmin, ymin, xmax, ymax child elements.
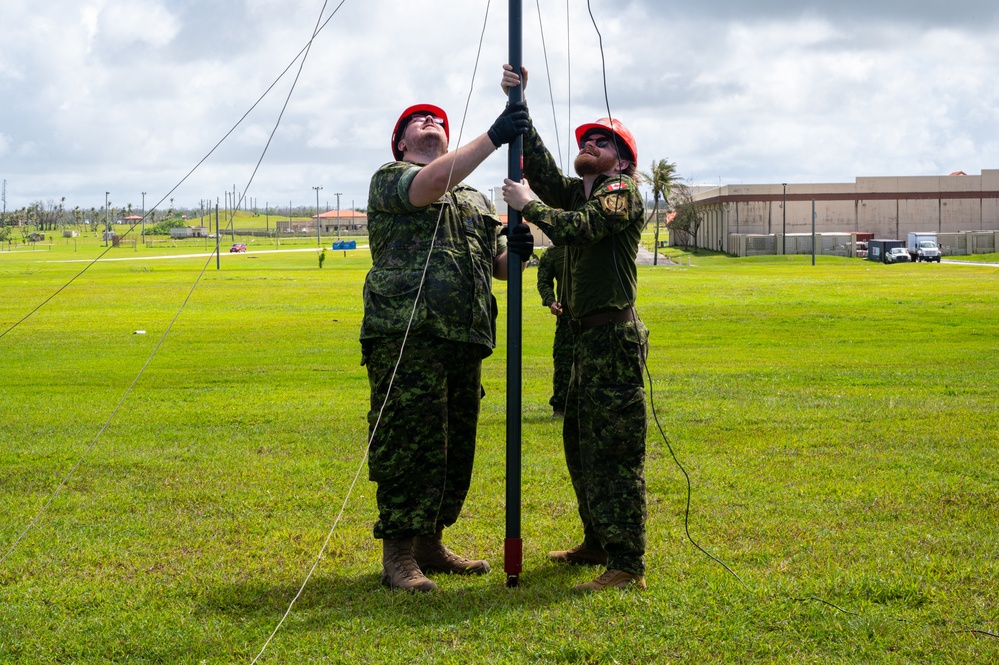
<box><xmin>501</xmin><ymin>222</ymin><xmax>534</xmax><ymax>262</ymax></box>
<box><xmin>487</xmin><ymin>102</ymin><xmax>530</xmax><ymax>147</ymax></box>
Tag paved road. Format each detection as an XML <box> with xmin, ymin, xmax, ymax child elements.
<box><xmin>49</xmin><ymin>246</ymin><xmax>330</xmax><ymax>263</ymax></box>
<box><xmin>635</xmin><ymin>245</ymin><xmax>681</xmax><ymax>266</ymax></box>
<box><xmin>940</xmin><ymin>259</ymin><xmax>999</xmax><ymax>267</ymax></box>
<box><xmin>47</xmin><ymin>246</ymin><xmax>997</xmax><ymax>267</ymax></box>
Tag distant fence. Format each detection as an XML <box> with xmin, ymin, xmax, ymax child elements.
<box><xmin>727</xmin><ymin>230</ymin><xmax>999</xmax><ymax>257</ymax></box>
<box><xmin>728</xmin><ymin>233</ymin><xmax>854</xmax><ymax>258</ymax></box>
<box><xmin>143</xmin><ymin>232</ymin><xmax>367</xmax><ymax>250</ymax></box>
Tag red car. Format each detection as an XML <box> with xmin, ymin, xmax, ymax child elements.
<box><xmin>229</xmin><ymin>243</ymin><xmax>247</xmax><ymax>253</ymax></box>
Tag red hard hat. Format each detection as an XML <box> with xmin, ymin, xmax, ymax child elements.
<box><xmin>575</xmin><ymin>118</ymin><xmax>637</xmax><ymax>164</ymax></box>
<box><xmin>391</xmin><ymin>103</ymin><xmax>449</xmax><ymax>161</ymax></box>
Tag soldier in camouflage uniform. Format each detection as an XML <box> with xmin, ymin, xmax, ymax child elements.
<box><xmin>501</xmin><ymin>65</ymin><xmax>649</xmax><ymax>592</ymax></box>
<box><xmin>361</xmin><ymin>101</ymin><xmax>532</xmax><ymax>592</ymax></box>
<box><xmin>536</xmin><ymin>245</ymin><xmax>574</xmax><ymax>417</ymax></box>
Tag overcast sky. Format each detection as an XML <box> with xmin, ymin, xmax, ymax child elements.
<box><xmin>2</xmin><ymin>0</ymin><xmax>998</xmax><ymax>213</ymax></box>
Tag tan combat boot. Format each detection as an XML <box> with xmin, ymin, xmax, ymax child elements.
<box><xmin>548</xmin><ymin>543</ymin><xmax>608</xmax><ymax>566</ymax></box>
<box><xmin>573</xmin><ymin>568</ymin><xmax>646</xmax><ymax>592</ymax></box>
<box><xmin>381</xmin><ymin>538</ymin><xmax>437</xmax><ymax>592</ymax></box>
<box><xmin>413</xmin><ymin>530</ymin><xmax>490</xmax><ymax>575</ymax></box>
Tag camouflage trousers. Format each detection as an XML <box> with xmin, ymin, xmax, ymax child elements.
<box><xmin>549</xmin><ymin>313</ymin><xmax>575</xmax><ymax>412</ymax></box>
<box><xmin>364</xmin><ymin>334</ymin><xmax>483</xmax><ymax>540</ymax></box>
<box><xmin>563</xmin><ymin>319</ymin><xmax>649</xmax><ymax>575</ymax></box>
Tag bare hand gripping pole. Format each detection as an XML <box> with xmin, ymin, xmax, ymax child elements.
<box><xmin>504</xmin><ymin>0</ymin><xmax>524</xmax><ymax>589</ymax></box>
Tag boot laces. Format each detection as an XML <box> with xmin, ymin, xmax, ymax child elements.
<box><xmin>595</xmin><ymin>569</ymin><xmax>621</xmax><ymax>585</ymax></box>
<box><xmin>387</xmin><ymin>550</ymin><xmax>425</xmax><ymax>581</ymax></box>
<box><xmin>437</xmin><ymin>545</ymin><xmax>469</xmax><ymax>567</ymax></box>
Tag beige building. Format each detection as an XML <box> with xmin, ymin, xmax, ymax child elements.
<box><xmin>681</xmin><ymin>170</ymin><xmax>999</xmax><ymax>256</ymax></box>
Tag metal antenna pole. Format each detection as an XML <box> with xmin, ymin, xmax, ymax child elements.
<box><xmin>504</xmin><ymin>0</ymin><xmax>524</xmax><ymax>589</ymax></box>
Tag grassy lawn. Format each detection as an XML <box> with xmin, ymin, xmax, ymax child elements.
<box><xmin>1</xmin><ymin>238</ymin><xmax>998</xmax><ymax>663</ymax></box>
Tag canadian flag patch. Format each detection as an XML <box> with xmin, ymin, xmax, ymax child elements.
<box><xmin>605</xmin><ymin>182</ymin><xmax>626</xmax><ymax>191</ymax></box>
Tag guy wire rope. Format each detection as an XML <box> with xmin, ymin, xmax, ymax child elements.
<box><xmin>0</xmin><ymin>1</ymin><xmax>350</xmax><ymax>343</ymax></box>
<box><xmin>565</xmin><ymin>0</ymin><xmax>572</xmax><ymax>175</ymax></box>
<box><xmin>249</xmin><ymin>2</ymin><xmax>496</xmax><ymax>661</ymax></box>
<box><xmin>0</xmin><ymin>0</ymin><xmax>347</xmax><ymax>567</ymax></box>
<box><xmin>534</xmin><ymin>0</ymin><xmax>563</xmax><ymax>171</ymax></box>
<box><xmin>533</xmin><ymin>0</ymin><xmax>574</xmax><ymax>350</ymax></box>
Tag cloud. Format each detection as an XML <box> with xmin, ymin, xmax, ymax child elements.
<box><xmin>2</xmin><ymin>0</ymin><xmax>998</xmax><ymax>210</ymax></box>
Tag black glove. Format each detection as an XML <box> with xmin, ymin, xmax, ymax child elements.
<box><xmin>487</xmin><ymin>102</ymin><xmax>530</xmax><ymax>147</ymax></box>
<box><xmin>501</xmin><ymin>222</ymin><xmax>534</xmax><ymax>262</ymax></box>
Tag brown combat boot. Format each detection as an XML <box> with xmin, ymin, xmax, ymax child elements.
<box><xmin>573</xmin><ymin>568</ymin><xmax>646</xmax><ymax>592</ymax></box>
<box><xmin>381</xmin><ymin>538</ymin><xmax>437</xmax><ymax>592</ymax></box>
<box><xmin>548</xmin><ymin>543</ymin><xmax>608</xmax><ymax>566</ymax></box>
<box><xmin>413</xmin><ymin>530</ymin><xmax>490</xmax><ymax>575</ymax></box>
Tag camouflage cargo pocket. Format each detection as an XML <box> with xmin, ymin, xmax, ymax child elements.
<box><xmin>362</xmin><ymin>269</ymin><xmax>427</xmax><ymax>336</ymax></box>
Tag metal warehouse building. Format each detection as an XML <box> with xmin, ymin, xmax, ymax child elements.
<box><xmin>679</xmin><ymin>170</ymin><xmax>999</xmax><ymax>257</ymax></box>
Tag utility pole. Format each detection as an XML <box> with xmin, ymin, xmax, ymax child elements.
<box><xmin>334</xmin><ymin>192</ymin><xmax>342</xmax><ymax>241</ymax></box>
<box><xmin>812</xmin><ymin>199</ymin><xmax>817</xmax><ymax>266</ymax></box>
<box><xmin>215</xmin><ymin>200</ymin><xmax>220</xmax><ymax>270</ymax></box>
<box><xmin>781</xmin><ymin>183</ymin><xmax>787</xmax><ymax>255</ymax></box>
<box><xmin>313</xmin><ymin>186</ymin><xmax>323</xmax><ymax>245</ymax></box>
<box><xmin>141</xmin><ymin>191</ymin><xmax>146</xmax><ymax>245</ymax></box>
<box><xmin>105</xmin><ymin>191</ymin><xmax>110</xmax><ymax>247</ymax></box>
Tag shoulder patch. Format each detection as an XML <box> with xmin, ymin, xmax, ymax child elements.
<box><xmin>600</xmin><ymin>193</ymin><xmax>630</xmax><ymax>217</ymax></box>
<box><xmin>605</xmin><ymin>181</ymin><xmax>626</xmax><ymax>191</ymax></box>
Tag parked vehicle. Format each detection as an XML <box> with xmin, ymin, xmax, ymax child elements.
<box><xmin>867</xmin><ymin>239</ymin><xmax>906</xmax><ymax>263</ymax></box>
<box><xmin>230</xmin><ymin>243</ymin><xmax>247</xmax><ymax>253</ymax></box>
<box><xmin>885</xmin><ymin>246</ymin><xmax>911</xmax><ymax>264</ymax></box>
<box><xmin>906</xmin><ymin>232</ymin><xmax>942</xmax><ymax>262</ymax></box>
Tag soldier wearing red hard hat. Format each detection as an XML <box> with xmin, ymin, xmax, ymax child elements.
<box><xmin>501</xmin><ymin>65</ymin><xmax>650</xmax><ymax>593</ymax></box>
<box><xmin>361</xmin><ymin>94</ymin><xmax>535</xmax><ymax>592</ymax></box>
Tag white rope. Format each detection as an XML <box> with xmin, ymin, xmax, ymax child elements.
<box><xmin>248</xmin><ymin>1</ymin><xmax>495</xmax><ymax>660</ymax></box>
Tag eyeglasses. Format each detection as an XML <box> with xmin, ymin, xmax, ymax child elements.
<box><xmin>579</xmin><ymin>135</ymin><xmax>612</xmax><ymax>149</ymax></box>
<box><xmin>409</xmin><ymin>114</ymin><xmax>445</xmax><ymax>126</ymax></box>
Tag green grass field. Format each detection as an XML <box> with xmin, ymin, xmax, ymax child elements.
<box><xmin>1</xmin><ymin>237</ymin><xmax>997</xmax><ymax>664</ymax></box>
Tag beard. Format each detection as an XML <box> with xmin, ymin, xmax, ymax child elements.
<box><xmin>407</xmin><ymin>129</ymin><xmax>447</xmax><ymax>158</ymax></box>
<box><xmin>573</xmin><ymin>150</ymin><xmax>618</xmax><ymax>177</ymax></box>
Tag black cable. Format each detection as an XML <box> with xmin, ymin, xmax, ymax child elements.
<box><xmin>586</xmin><ymin>0</ymin><xmax>626</xmax><ymax>174</ymax></box>
<box><xmin>584</xmin><ymin>0</ymin><xmax>744</xmax><ymax>588</ymax></box>
<box><xmin>582</xmin><ymin>2</ymin><xmax>997</xmax><ymax>641</ymax></box>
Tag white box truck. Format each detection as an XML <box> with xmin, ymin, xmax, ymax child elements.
<box><xmin>907</xmin><ymin>232</ymin><xmax>942</xmax><ymax>262</ymax></box>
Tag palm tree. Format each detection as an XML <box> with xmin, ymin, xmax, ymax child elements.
<box><xmin>640</xmin><ymin>159</ymin><xmax>680</xmax><ymax>266</ymax></box>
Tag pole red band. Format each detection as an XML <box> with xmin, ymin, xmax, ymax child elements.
<box><xmin>504</xmin><ymin>538</ymin><xmax>523</xmax><ymax>576</ymax></box>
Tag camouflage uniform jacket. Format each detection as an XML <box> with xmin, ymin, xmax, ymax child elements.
<box><xmin>361</xmin><ymin>160</ymin><xmax>502</xmax><ymax>355</ymax></box>
<box><xmin>519</xmin><ymin>125</ymin><xmax>646</xmax><ymax>319</ymax></box>
<box><xmin>536</xmin><ymin>245</ymin><xmax>568</xmax><ymax>309</ymax></box>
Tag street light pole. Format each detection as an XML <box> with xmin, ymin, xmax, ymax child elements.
<box><xmin>334</xmin><ymin>192</ymin><xmax>342</xmax><ymax>241</ymax></box>
<box><xmin>313</xmin><ymin>186</ymin><xmax>323</xmax><ymax>246</ymax></box>
<box><xmin>781</xmin><ymin>183</ymin><xmax>787</xmax><ymax>255</ymax></box>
